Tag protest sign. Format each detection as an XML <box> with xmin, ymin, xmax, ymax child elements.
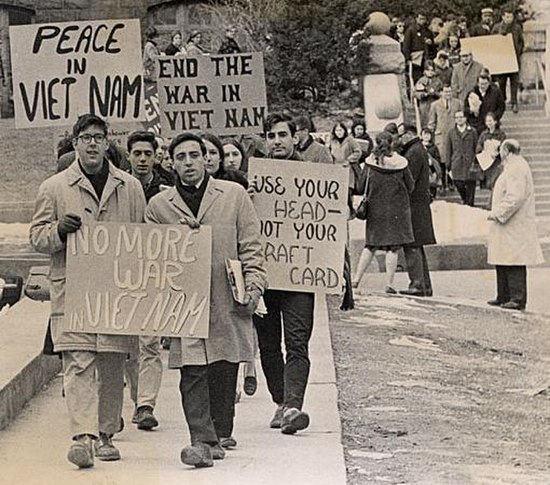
<box><xmin>248</xmin><ymin>158</ymin><xmax>348</xmax><ymax>293</ymax></box>
<box><xmin>64</xmin><ymin>222</ymin><xmax>211</xmax><ymax>338</ymax></box>
<box><xmin>9</xmin><ymin>19</ymin><xmax>145</xmax><ymax>128</ymax></box>
<box><xmin>461</xmin><ymin>34</ymin><xmax>518</xmax><ymax>75</ymax></box>
<box><xmin>157</xmin><ymin>53</ymin><xmax>267</xmax><ymax>137</ymax></box>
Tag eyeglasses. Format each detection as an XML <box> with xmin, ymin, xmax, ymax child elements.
<box><xmin>78</xmin><ymin>133</ymin><xmax>106</xmax><ymax>144</ymax></box>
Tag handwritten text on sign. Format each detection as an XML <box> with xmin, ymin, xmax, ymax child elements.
<box><xmin>157</xmin><ymin>53</ymin><xmax>267</xmax><ymax>136</ymax></box>
<box><xmin>64</xmin><ymin>223</ymin><xmax>211</xmax><ymax>338</ymax></box>
<box><xmin>248</xmin><ymin>158</ymin><xmax>348</xmax><ymax>293</ymax></box>
<box><xmin>9</xmin><ymin>19</ymin><xmax>144</xmax><ymax>128</ymax></box>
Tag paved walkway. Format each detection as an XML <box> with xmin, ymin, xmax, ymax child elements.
<box><xmin>0</xmin><ymin>296</ymin><xmax>346</xmax><ymax>485</ymax></box>
<box><xmin>356</xmin><ymin>267</ymin><xmax>550</xmax><ymax>315</ymax></box>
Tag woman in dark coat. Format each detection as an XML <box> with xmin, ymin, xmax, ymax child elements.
<box><xmin>352</xmin><ymin>131</ymin><xmax>414</xmax><ymax>294</ymax></box>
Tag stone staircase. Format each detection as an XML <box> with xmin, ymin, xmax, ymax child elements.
<box><xmin>439</xmin><ymin>104</ymin><xmax>550</xmax><ymax>218</ymax></box>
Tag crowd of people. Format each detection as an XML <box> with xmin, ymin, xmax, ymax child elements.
<box><xmin>363</xmin><ymin>6</ymin><xmax>525</xmax><ymax>208</ymax></box>
<box><xmin>28</xmin><ymin>3</ymin><xmax>543</xmax><ymax>473</ymax></box>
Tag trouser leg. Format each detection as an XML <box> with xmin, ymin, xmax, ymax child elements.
<box><xmin>137</xmin><ymin>336</ymin><xmax>162</xmax><ymax>409</ymax></box>
<box><xmin>509</xmin><ymin>72</ymin><xmax>519</xmax><ymax>106</ymax></box>
<box><xmin>506</xmin><ymin>265</ymin><xmax>527</xmax><ymax>308</ymax></box>
<box><xmin>497</xmin><ymin>75</ymin><xmax>508</xmax><ymax>102</ymax></box>
<box><xmin>403</xmin><ymin>246</ymin><xmax>424</xmax><ymax>291</ymax></box>
<box><xmin>179</xmin><ymin>365</ymin><xmax>218</xmax><ymax>445</ymax></box>
<box><xmin>281</xmin><ymin>292</ymin><xmax>315</xmax><ymax>410</ymax></box>
<box><xmin>208</xmin><ymin>360</ymin><xmax>239</xmax><ymax>438</ymax></box>
<box><xmin>124</xmin><ymin>338</ymin><xmax>139</xmax><ymax>406</ymax></box>
<box><xmin>496</xmin><ymin>265</ymin><xmax>510</xmax><ymax>303</ymax></box>
<box><xmin>254</xmin><ymin>291</ymin><xmax>284</xmax><ymax>405</ymax></box>
<box><xmin>97</xmin><ymin>352</ymin><xmax>125</xmax><ymax>436</ymax></box>
<box><xmin>465</xmin><ymin>180</ymin><xmax>476</xmax><ymax>206</ymax></box>
<box><xmin>62</xmin><ymin>350</ymin><xmax>98</xmax><ymax>438</ymax></box>
<box><xmin>454</xmin><ymin>180</ymin><xmax>467</xmax><ymax>204</ymax></box>
<box><xmin>420</xmin><ymin>246</ymin><xmax>432</xmax><ymax>294</ymax></box>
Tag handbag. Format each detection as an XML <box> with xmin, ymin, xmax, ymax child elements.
<box><xmin>355</xmin><ymin>168</ymin><xmax>371</xmax><ymax>221</ymax></box>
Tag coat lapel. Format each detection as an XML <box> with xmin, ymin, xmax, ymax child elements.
<box><xmin>197</xmin><ymin>179</ymin><xmax>221</xmax><ymax>222</ymax></box>
<box><xmin>168</xmin><ymin>188</ymin><xmax>195</xmax><ymax>219</ymax></box>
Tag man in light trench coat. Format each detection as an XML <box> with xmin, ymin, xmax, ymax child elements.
<box><xmin>29</xmin><ymin>114</ymin><xmax>146</xmax><ymax>468</ymax></box>
<box><xmin>487</xmin><ymin>139</ymin><xmax>544</xmax><ymax>310</ymax></box>
<box><xmin>144</xmin><ymin>132</ymin><xmax>267</xmax><ymax>468</ymax></box>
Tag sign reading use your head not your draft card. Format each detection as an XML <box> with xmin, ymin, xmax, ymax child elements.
<box><xmin>248</xmin><ymin>158</ymin><xmax>348</xmax><ymax>293</ymax></box>
<box><xmin>9</xmin><ymin>19</ymin><xmax>145</xmax><ymax>128</ymax></box>
<box><xmin>157</xmin><ymin>52</ymin><xmax>267</xmax><ymax>136</ymax></box>
<box><xmin>64</xmin><ymin>222</ymin><xmax>211</xmax><ymax>338</ymax></box>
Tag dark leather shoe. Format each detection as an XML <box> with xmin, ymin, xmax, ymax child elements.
<box><xmin>487</xmin><ymin>299</ymin><xmax>502</xmax><ymax>307</ymax></box>
<box><xmin>399</xmin><ymin>288</ymin><xmax>426</xmax><ymax>296</ymax></box>
<box><xmin>209</xmin><ymin>443</ymin><xmax>226</xmax><ymax>460</ymax></box>
<box><xmin>136</xmin><ymin>406</ymin><xmax>159</xmax><ymax>430</ymax></box>
<box><xmin>501</xmin><ymin>301</ymin><xmax>523</xmax><ymax>310</ymax></box>
<box><xmin>281</xmin><ymin>407</ymin><xmax>310</xmax><ymax>435</ymax></box>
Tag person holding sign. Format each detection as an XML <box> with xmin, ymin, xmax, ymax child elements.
<box><xmin>145</xmin><ymin>132</ymin><xmax>266</xmax><ymax>468</ymax></box>
<box><xmin>29</xmin><ymin>114</ymin><xmax>146</xmax><ymax>469</ymax></box>
<box><xmin>491</xmin><ymin>8</ymin><xmax>524</xmax><ymax>113</ymax></box>
<box><xmin>252</xmin><ymin>112</ymin><xmax>315</xmax><ymax>435</ymax></box>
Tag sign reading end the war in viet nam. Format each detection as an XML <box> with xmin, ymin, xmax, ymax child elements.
<box><xmin>248</xmin><ymin>158</ymin><xmax>349</xmax><ymax>293</ymax></box>
<box><xmin>157</xmin><ymin>53</ymin><xmax>267</xmax><ymax>137</ymax></box>
<box><xmin>9</xmin><ymin>19</ymin><xmax>144</xmax><ymax>128</ymax></box>
<box><xmin>64</xmin><ymin>222</ymin><xmax>211</xmax><ymax>338</ymax></box>
<box><xmin>461</xmin><ymin>34</ymin><xmax>519</xmax><ymax>75</ymax></box>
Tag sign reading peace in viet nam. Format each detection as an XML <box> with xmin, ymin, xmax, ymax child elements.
<box><xmin>248</xmin><ymin>158</ymin><xmax>349</xmax><ymax>293</ymax></box>
<box><xmin>64</xmin><ymin>223</ymin><xmax>211</xmax><ymax>338</ymax></box>
<box><xmin>157</xmin><ymin>53</ymin><xmax>267</xmax><ymax>137</ymax></box>
<box><xmin>9</xmin><ymin>19</ymin><xmax>144</xmax><ymax>128</ymax></box>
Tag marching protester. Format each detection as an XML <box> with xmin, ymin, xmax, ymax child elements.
<box><xmin>30</xmin><ymin>114</ymin><xmax>146</xmax><ymax>468</ymax></box>
<box><xmin>487</xmin><ymin>139</ymin><xmax>544</xmax><ymax>310</ymax></box>
<box><xmin>186</xmin><ymin>30</ymin><xmax>207</xmax><ymax>56</ymax></box>
<box><xmin>492</xmin><ymin>7</ymin><xmax>524</xmax><ymax>113</ymax></box>
<box><xmin>451</xmin><ymin>47</ymin><xmax>484</xmax><ymax>105</ymax></box>
<box><xmin>403</xmin><ymin>13</ymin><xmax>434</xmax><ymax>83</ymax></box>
<box><xmin>476</xmin><ymin>112</ymin><xmax>507</xmax><ymax>192</ymax></box>
<box><xmin>414</xmin><ymin>60</ymin><xmax>443</xmax><ymax>128</ymax></box>
<box><xmin>145</xmin><ymin>132</ymin><xmax>266</xmax><ymax>468</ymax></box>
<box><xmin>252</xmin><ymin>112</ymin><xmax>314</xmax><ymax>435</ymax></box>
<box><xmin>124</xmin><ymin>131</ymin><xmax>164</xmax><ymax>431</ymax></box>
<box><xmin>447</xmin><ymin>110</ymin><xmax>479</xmax><ymax>206</ymax></box>
<box><xmin>464</xmin><ymin>71</ymin><xmax>505</xmax><ymax>135</ymax></box>
<box><xmin>352</xmin><ymin>131</ymin><xmax>414</xmax><ymax>294</ymax></box>
<box><xmin>164</xmin><ymin>31</ymin><xmax>186</xmax><ymax>56</ymax></box>
<box><xmin>428</xmin><ymin>85</ymin><xmax>462</xmax><ymax>191</ymax></box>
<box><xmin>350</xmin><ymin>119</ymin><xmax>374</xmax><ymax>163</ymax></box>
<box><xmin>218</xmin><ymin>25</ymin><xmax>242</xmax><ymax>54</ymax></box>
<box><xmin>421</xmin><ymin>128</ymin><xmax>443</xmax><ymax>200</ymax></box>
<box><xmin>471</xmin><ymin>7</ymin><xmax>495</xmax><ymax>37</ymax></box>
<box><xmin>222</xmin><ymin>137</ymin><xmax>249</xmax><ymax>173</ymax></box>
<box><xmin>143</xmin><ymin>26</ymin><xmax>160</xmax><ymax>83</ymax></box>
<box><xmin>294</xmin><ymin>115</ymin><xmax>333</xmax><ymax>164</ymax></box>
<box><xmin>398</xmin><ymin>125</ymin><xmax>437</xmax><ymax>297</ymax></box>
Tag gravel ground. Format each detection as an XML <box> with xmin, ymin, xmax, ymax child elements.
<box><xmin>328</xmin><ymin>293</ymin><xmax>550</xmax><ymax>485</ymax></box>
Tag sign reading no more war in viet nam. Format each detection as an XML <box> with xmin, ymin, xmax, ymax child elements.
<box><xmin>157</xmin><ymin>53</ymin><xmax>267</xmax><ymax>137</ymax></box>
<box><xmin>9</xmin><ymin>19</ymin><xmax>145</xmax><ymax>128</ymax></box>
<box><xmin>64</xmin><ymin>222</ymin><xmax>211</xmax><ymax>338</ymax></box>
<box><xmin>248</xmin><ymin>158</ymin><xmax>349</xmax><ymax>293</ymax></box>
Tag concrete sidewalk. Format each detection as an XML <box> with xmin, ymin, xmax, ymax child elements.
<box><xmin>355</xmin><ymin>267</ymin><xmax>550</xmax><ymax>316</ymax></box>
<box><xmin>0</xmin><ymin>296</ymin><xmax>347</xmax><ymax>485</ymax></box>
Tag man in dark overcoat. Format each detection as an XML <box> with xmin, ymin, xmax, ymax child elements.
<box><xmin>398</xmin><ymin>126</ymin><xmax>437</xmax><ymax>296</ymax></box>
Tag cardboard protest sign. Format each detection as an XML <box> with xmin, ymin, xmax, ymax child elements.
<box><xmin>9</xmin><ymin>19</ymin><xmax>145</xmax><ymax>128</ymax></box>
<box><xmin>248</xmin><ymin>158</ymin><xmax>348</xmax><ymax>293</ymax></box>
<box><xmin>158</xmin><ymin>53</ymin><xmax>267</xmax><ymax>137</ymax></box>
<box><xmin>461</xmin><ymin>34</ymin><xmax>519</xmax><ymax>75</ymax></box>
<box><xmin>64</xmin><ymin>222</ymin><xmax>211</xmax><ymax>338</ymax></box>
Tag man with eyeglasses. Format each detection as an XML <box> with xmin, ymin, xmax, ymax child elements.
<box><xmin>30</xmin><ymin>114</ymin><xmax>146</xmax><ymax>469</ymax></box>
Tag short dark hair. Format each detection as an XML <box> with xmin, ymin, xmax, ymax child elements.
<box><xmin>72</xmin><ymin>114</ymin><xmax>108</xmax><ymax>138</ymax></box>
<box><xmin>501</xmin><ymin>139</ymin><xmax>520</xmax><ymax>154</ymax></box>
<box><xmin>168</xmin><ymin>132</ymin><xmax>206</xmax><ymax>159</ymax></box>
<box><xmin>127</xmin><ymin>131</ymin><xmax>158</xmax><ymax>153</ymax></box>
<box><xmin>294</xmin><ymin>115</ymin><xmax>313</xmax><ymax>132</ymax></box>
<box><xmin>263</xmin><ymin>112</ymin><xmax>296</xmax><ymax>137</ymax></box>
<box><xmin>145</xmin><ymin>26</ymin><xmax>158</xmax><ymax>41</ymax></box>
